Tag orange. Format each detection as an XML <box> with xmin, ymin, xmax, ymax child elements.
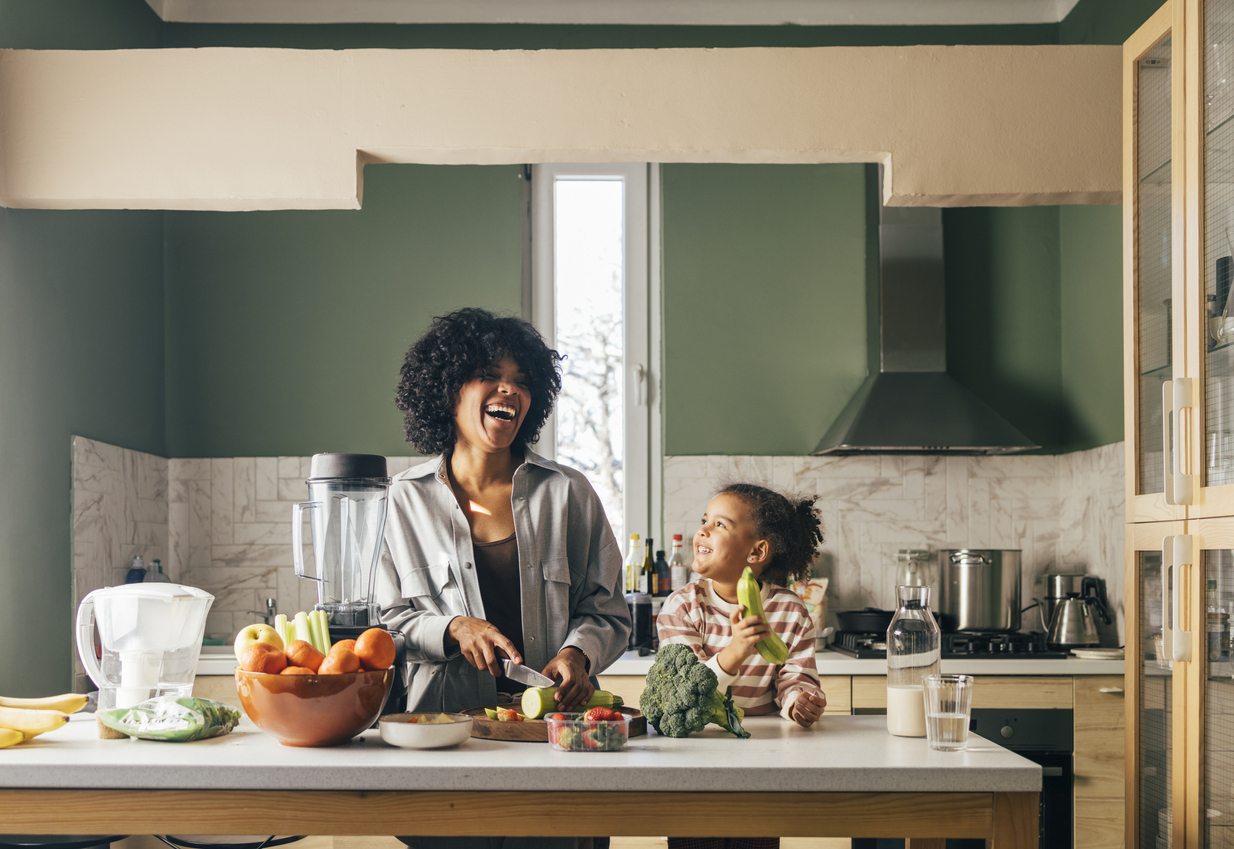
<box><xmin>355</xmin><ymin>628</ymin><xmax>396</xmax><ymax>671</ymax></box>
<box><xmin>240</xmin><ymin>642</ymin><xmax>287</xmax><ymax>674</ymax></box>
<box><xmin>331</xmin><ymin>639</ymin><xmax>357</xmax><ymax>655</ymax></box>
<box><xmin>285</xmin><ymin>639</ymin><xmax>325</xmax><ymax>672</ymax></box>
<box><xmin>319</xmin><ymin>648</ymin><xmax>360</xmax><ymax>675</ymax></box>
<box><xmin>280</xmin><ymin>666</ymin><xmax>316</xmax><ymax>675</ymax></box>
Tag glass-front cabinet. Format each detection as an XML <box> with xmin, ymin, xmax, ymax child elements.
<box><xmin>1128</xmin><ymin>522</ymin><xmax>1186</xmax><ymax>849</ymax></box>
<box><xmin>1128</xmin><ymin>0</ymin><xmax>1188</xmax><ymax>524</ymax></box>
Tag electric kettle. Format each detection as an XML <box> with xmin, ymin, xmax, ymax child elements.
<box><xmin>1046</xmin><ymin>576</ymin><xmax>1112</xmax><ymax>651</ymax></box>
<box><xmin>76</xmin><ymin>583</ymin><xmax>214</xmax><ymax>710</ymax></box>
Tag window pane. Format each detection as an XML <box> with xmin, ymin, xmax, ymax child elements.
<box><xmin>554</xmin><ymin>179</ymin><xmax>625</xmax><ymax>540</ymax></box>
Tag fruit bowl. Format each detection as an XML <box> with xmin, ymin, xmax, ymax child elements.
<box><xmin>234</xmin><ymin>667</ymin><xmax>394</xmax><ymax>747</ymax></box>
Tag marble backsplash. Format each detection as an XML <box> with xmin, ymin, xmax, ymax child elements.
<box><xmin>71</xmin><ymin>438</ymin><xmax>1126</xmax><ymax>656</ymax></box>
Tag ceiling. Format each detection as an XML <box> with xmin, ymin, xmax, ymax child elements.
<box><xmin>143</xmin><ymin>0</ymin><xmax>1083</xmax><ymax>27</ymax></box>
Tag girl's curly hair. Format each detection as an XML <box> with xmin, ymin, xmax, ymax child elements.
<box><xmin>395</xmin><ymin>308</ymin><xmax>563</xmax><ymax>455</ymax></box>
<box><xmin>719</xmin><ymin>483</ymin><xmax>824</xmax><ymax>586</ymax></box>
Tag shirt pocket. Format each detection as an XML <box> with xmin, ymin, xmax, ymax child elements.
<box><xmin>541</xmin><ymin>557</ymin><xmax>572</xmax><ymax>649</ymax></box>
<box><xmin>398</xmin><ymin>559</ymin><xmax>461</xmax><ymax>614</ymax></box>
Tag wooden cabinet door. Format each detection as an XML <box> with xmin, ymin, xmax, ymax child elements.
<box><xmin>1075</xmin><ymin>676</ymin><xmax>1128</xmax><ymax>849</ymax></box>
<box><xmin>1126</xmin><ymin>0</ymin><xmax>1189</xmax><ymax>524</ymax></box>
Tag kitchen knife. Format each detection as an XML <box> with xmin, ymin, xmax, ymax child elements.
<box><xmin>500</xmin><ymin>658</ymin><xmax>555</xmax><ymax>688</ymax></box>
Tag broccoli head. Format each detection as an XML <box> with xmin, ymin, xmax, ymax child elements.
<box><xmin>638</xmin><ymin>643</ymin><xmax>750</xmax><ymax>738</ymax></box>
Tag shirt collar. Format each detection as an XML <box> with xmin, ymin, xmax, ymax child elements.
<box><xmin>395</xmin><ymin>447</ymin><xmax>559</xmax><ymax>483</ymax></box>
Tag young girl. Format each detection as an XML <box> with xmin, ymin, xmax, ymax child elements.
<box><xmin>656</xmin><ymin>483</ymin><xmax>827</xmax><ymax>849</ymax></box>
<box><xmin>658</xmin><ymin>482</ymin><xmax>827</xmax><ymax>724</ymax></box>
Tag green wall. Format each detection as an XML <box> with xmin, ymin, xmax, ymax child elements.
<box><xmin>0</xmin><ymin>209</ymin><xmax>165</xmax><ymax>695</ymax></box>
<box><xmin>164</xmin><ymin>165</ymin><xmax>524</xmax><ymax>458</ymax></box>
<box><xmin>660</xmin><ymin>164</ymin><xmax>870</xmax><ymax>455</ymax></box>
<box><xmin>1060</xmin><ymin>205</ymin><xmax>1125</xmax><ymax>451</ymax></box>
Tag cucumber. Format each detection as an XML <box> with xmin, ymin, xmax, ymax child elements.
<box><xmin>737</xmin><ymin>567</ymin><xmax>791</xmax><ymax>664</ymax></box>
<box><xmin>520</xmin><ymin>687</ymin><xmax>624</xmax><ymax>719</ymax></box>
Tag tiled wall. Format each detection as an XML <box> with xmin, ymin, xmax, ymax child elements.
<box><xmin>70</xmin><ymin>437</ymin><xmax>170</xmax><ymax>689</ymax></box>
<box><xmin>72</xmin><ymin>438</ymin><xmax>1126</xmax><ymax>650</ymax></box>
<box><xmin>663</xmin><ymin>443</ymin><xmax>1126</xmax><ymax>640</ymax></box>
<box><xmin>167</xmin><ymin>455</ymin><xmax>420</xmax><ymax>641</ymax></box>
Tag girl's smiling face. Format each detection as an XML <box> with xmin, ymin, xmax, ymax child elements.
<box><xmin>453</xmin><ymin>355</ymin><xmax>531</xmax><ymax>453</ymax></box>
<box><xmin>692</xmin><ymin>493</ymin><xmax>768</xmax><ymax>584</ymax></box>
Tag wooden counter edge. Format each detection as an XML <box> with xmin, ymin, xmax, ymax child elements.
<box><xmin>0</xmin><ymin>789</ymin><xmax>1037</xmax><ymax>848</ymax></box>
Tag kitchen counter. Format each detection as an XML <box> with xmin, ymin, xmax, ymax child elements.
<box><xmin>0</xmin><ymin>713</ymin><xmax>1038</xmax><ymax>794</ymax></box>
<box><xmin>195</xmin><ymin>647</ymin><xmax>1127</xmax><ymax>677</ymax></box>
<box><xmin>0</xmin><ymin>713</ymin><xmax>1041</xmax><ymax>847</ymax></box>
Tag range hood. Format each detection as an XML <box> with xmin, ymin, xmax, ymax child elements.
<box><xmin>812</xmin><ymin>201</ymin><xmax>1038</xmax><ymax>456</ymax></box>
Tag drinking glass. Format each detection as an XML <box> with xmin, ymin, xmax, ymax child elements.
<box><xmin>923</xmin><ymin>673</ymin><xmax>974</xmax><ymax>752</ymax></box>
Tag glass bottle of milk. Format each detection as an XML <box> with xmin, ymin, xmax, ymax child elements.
<box><xmin>886</xmin><ymin>585</ymin><xmax>941</xmax><ymax>737</ymax></box>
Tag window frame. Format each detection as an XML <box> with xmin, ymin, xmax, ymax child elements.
<box><xmin>528</xmin><ymin>162</ymin><xmax>662</xmax><ymax>546</ymax></box>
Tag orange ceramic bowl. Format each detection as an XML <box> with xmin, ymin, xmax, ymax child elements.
<box><xmin>235</xmin><ymin>667</ymin><xmax>395</xmax><ymax>747</ymax></box>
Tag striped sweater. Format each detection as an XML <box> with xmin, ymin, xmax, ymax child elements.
<box><xmin>656</xmin><ymin>579</ymin><xmax>822</xmax><ymax>719</ymax></box>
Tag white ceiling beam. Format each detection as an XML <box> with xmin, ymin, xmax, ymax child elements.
<box><xmin>144</xmin><ymin>0</ymin><xmax>1083</xmax><ymax>27</ymax></box>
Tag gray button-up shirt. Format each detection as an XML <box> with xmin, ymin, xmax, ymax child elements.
<box><xmin>376</xmin><ymin>450</ymin><xmax>632</xmax><ymax>713</ymax></box>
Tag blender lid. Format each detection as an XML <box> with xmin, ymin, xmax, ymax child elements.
<box><xmin>90</xmin><ymin>583</ymin><xmax>214</xmax><ymax>601</ymax></box>
<box><xmin>308</xmin><ymin>453</ymin><xmax>389</xmax><ymax>481</ymax></box>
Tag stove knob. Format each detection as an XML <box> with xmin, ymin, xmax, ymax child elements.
<box><xmin>1001</xmin><ymin>725</ymin><xmax>1014</xmax><ymax>739</ymax></box>
<box><xmin>1001</xmin><ymin>642</ymin><xmax>1014</xmax><ymax>653</ymax></box>
<box><xmin>1027</xmin><ymin>642</ymin><xmax>1039</xmax><ymax>653</ymax></box>
<box><xmin>985</xmin><ymin>642</ymin><xmax>999</xmax><ymax>653</ymax></box>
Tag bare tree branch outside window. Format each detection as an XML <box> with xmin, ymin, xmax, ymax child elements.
<box><xmin>554</xmin><ymin>180</ymin><xmax>625</xmax><ymax>540</ymax></box>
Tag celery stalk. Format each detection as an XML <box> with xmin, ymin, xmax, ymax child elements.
<box><xmin>294</xmin><ymin>611</ymin><xmax>312</xmax><ymax>650</ymax></box>
<box><xmin>273</xmin><ymin>614</ymin><xmax>288</xmax><ymax>645</ymax></box>
<box><xmin>313</xmin><ymin>610</ymin><xmax>332</xmax><ymax>654</ymax></box>
<box><xmin>309</xmin><ymin>610</ymin><xmax>326</xmax><ymax>654</ymax></box>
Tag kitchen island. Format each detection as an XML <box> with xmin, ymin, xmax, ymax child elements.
<box><xmin>0</xmin><ymin>713</ymin><xmax>1040</xmax><ymax>848</ymax></box>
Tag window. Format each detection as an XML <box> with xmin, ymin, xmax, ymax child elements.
<box><xmin>529</xmin><ymin>163</ymin><xmax>661</xmax><ymax>546</ymax></box>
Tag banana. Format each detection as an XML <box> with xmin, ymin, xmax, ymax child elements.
<box><xmin>0</xmin><ymin>728</ymin><xmax>24</xmax><ymax>748</ymax></box>
<box><xmin>0</xmin><ymin>705</ymin><xmax>69</xmax><ymax>740</ymax></box>
<box><xmin>737</xmin><ymin>567</ymin><xmax>791</xmax><ymax>665</ymax></box>
<box><xmin>0</xmin><ymin>693</ymin><xmax>88</xmax><ymax>714</ymax></box>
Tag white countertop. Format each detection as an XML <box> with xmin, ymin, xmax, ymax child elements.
<box><xmin>2</xmin><ymin>713</ymin><xmax>1040</xmax><ymax>794</ymax></box>
<box><xmin>196</xmin><ymin>648</ymin><xmax>1126</xmax><ymax>677</ymax></box>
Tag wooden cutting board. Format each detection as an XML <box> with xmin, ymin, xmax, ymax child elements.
<box><xmin>462</xmin><ymin>705</ymin><xmax>647</xmax><ymax>742</ymax></box>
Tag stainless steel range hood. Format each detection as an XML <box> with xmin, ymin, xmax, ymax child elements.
<box><xmin>812</xmin><ymin>200</ymin><xmax>1038</xmax><ymax>456</ymax></box>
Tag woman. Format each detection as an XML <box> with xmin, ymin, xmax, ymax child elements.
<box><xmin>376</xmin><ymin>307</ymin><xmax>631</xmax><ymax>720</ymax></box>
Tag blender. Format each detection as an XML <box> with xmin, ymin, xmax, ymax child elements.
<box><xmin>76</xmin><ymin>584</ymin><xmax>214</xmax><ymax>711</ymax></box>
<box><xmin>292</xmin><ymin>453</ymin><xmax>404</xmax><ymax>708</ymax></box>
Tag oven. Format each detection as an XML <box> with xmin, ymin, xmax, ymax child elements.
<box><xmin>851</xmin><ymin>708</ymin><xmax>1073</xmax><ymax>849</ymax></box>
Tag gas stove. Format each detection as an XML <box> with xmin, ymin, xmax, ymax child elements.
<box><xmin>829</xmin><ymin>629</ymin><xmax>1068</xmax><ymax>659</ymax></box>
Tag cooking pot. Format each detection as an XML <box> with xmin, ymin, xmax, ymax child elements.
<box><xmin>836</xmin><ymin>607</ymin><xmax>894</xmax><ymax>633</ymax></box>
<box><xmin>937</xmin><ymin>549</ymin><xmax>1022</xmax><ymax>632</ymax></box>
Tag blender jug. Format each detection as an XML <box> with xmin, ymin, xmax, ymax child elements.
<box><xmin>293</xmin><ymin>453</ymin><xmax>391</xmax><ymax>629</ymax></box>
<box><xmin>76</xmin><ymin>583</ymin><xmax>214</xmax><ymax>711</ymax></box>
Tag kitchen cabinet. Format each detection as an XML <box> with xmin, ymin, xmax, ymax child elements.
<box><xmin>1124</xmin><ymin>3</ymin><xmax>1234</xmax><ymax>848</ymax></box>
<box><xmin>1126</xmin><ymin>0</ymin><xmax>1234</xmax><ymax>522</ymax></box>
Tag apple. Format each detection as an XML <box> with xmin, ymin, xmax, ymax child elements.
<box><xmin>234</xmin><ymin>623</ymin><xmax>284</xmax><ymax>659</ymax></box>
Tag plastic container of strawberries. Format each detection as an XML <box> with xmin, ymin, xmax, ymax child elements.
<box><xmin>545</xmin><ymin>712</ymin><xmax>630</xmax><ymax>752</ymax></box>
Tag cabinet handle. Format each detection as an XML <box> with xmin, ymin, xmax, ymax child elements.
<box><xmin>1173</xmin><ymin>534</ymin><xmax>1194</xmax><ymax>663</ymax></box>
<box><xmin>1163</xmin><ymin>379</ymin><xmax>1195</xmax><ymax>505</ymax></box>
<box><xmin>1162</xmin><ymin>535</ymin><xmax>1174</xmax><ymax>663</ymax></box>
<box><xmin>634</xmin><ymin>363</ymin><xmax>647</xmax><ymax>406</ymax></box>
<box><xmin>1098</xmin><ymin>687</ymin><xmax>1124</xmax><ymax>694</ymax></box>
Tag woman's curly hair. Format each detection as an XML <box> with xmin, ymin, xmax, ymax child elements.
<box><xmin>719</xmin><ymin>483</ymin><xmax>824</xmax><ymax>586</ymax></box>
<box><xmin>395</xmin><ymin>308</ymin><xmax>563</xmax><ymax>455</ymax></box>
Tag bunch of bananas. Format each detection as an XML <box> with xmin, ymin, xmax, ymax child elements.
<box><xmin>0</xmin><ymin>693</ymin><xmax>87</xmax><ymax>748</ymax></box>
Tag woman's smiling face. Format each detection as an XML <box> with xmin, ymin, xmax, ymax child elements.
<box><xmin>692</xmin><ymin>493</ymin><xmax>765</xmax><ymax>583</ymax></box>
<box><xmin>453</xmin><ymin>355</ymin><xmax>531</xmax><ymax>454</ymax></box>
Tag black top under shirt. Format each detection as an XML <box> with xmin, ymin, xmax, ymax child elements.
<box><xmin>473</xmin><ymin>532</ymin><xmax>526</xmax><ymax>695</ymax></box>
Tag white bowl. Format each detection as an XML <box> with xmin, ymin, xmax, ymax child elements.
<box><xmin>379</xmin><ymin>713</ymin><xmax>473</xmax><ymax>749</ymax></box>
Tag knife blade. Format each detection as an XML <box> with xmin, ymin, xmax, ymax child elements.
<box><xmin>500</xmin><ymin>658</ymin><xmax>555</xmax><ymax>688</ymax></box>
